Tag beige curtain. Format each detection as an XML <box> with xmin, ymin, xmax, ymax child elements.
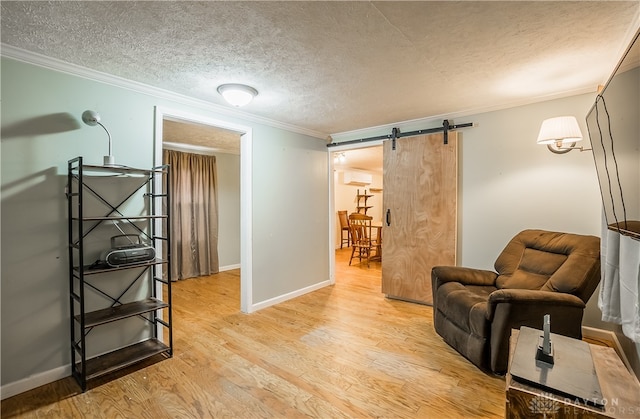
<box><xmin>164</xmin><ymin>149</ymin><xmax>219</xmax><ymax>280</ymax></box>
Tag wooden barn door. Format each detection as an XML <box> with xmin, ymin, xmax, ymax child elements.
<box><xmin>381</xmin><ymin>132</ymin><xmax>457</xmax><ymax>305</ymax></box>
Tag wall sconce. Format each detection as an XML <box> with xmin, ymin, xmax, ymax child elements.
<box><xmin>217</xmin><ymin>83</ymin><xmax>258</xmax><ymax>107</ymax></box>
<box><xmin>82</xmin><ymin>110</ymin><xmax>115</xmax><ymax>166</ymax></box>
<box><xmin>536</xmin><ymin>116</ymin><xmax>591</xmax><ymax>154</ymax></box>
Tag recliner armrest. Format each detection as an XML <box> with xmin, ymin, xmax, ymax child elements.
<box><xmin>486</xmin><ymin>289</ymin><xmax>585</xmax><ymax>321</ymax></box>
<box><xmin>431</xmin><ymin>266</ymin><xmax>498</xmax><ymax>289</ymax></box>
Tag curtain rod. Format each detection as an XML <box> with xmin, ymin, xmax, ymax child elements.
<box><xmin>327</xmin><ymin>119</ymin><xmax>473</xmax><ymax>148</ymax></box>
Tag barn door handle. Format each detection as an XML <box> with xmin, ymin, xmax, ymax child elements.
<box><xmin>386</xmin><ymin>209</ymin><xmax>391</xmax><ymax>226</ymax></box>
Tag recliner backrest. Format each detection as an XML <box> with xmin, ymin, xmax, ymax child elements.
<box><xmin>494</xmin><ymin>229</ymin><xmax>601</xmax><ymax>303</ymax></box>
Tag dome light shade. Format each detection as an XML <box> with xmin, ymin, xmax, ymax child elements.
<box><xmin>217</xmin><ymin>83</ymin><xmax>258</xmax><ymax>107</ymax></box>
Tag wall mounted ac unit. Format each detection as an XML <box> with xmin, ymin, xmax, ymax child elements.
<box><xmin>343</xmin><ymin>171</ymin><xmax>372</xmax><ymax>185</ymax></box>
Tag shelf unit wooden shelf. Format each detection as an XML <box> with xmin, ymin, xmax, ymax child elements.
<box><xmin>81</xmin><ymin>338</ymin><xmax>170</xmax><ymax>381</ymax></box>
<box><xmin>67</xmin><ymin>156</ymin><xmax>173</xmax><ymax>391</ymax></box>
<box><xmin>356</xmin><ymin>189</ymin><xmax>374</xmax><ymax>214</ymax></box>
<box><xmin>73</xmin><ymin>259</ymin><xmax>169</xmax><ymax>275</ymax></box>
<box><xmin>72</xmin><ymin>215</ymin><xmax>169</xmax><ymax>221</ymax></box>
<box><xmin>77</xmin><ymin>298</ymin><xmax>169</xmax><ymax>328</ymax></box>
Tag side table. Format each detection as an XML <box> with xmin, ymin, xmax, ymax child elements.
<box><xmin>506</xmin><ymin>329</ymin><xmax>640</xmax><ymax>418</ymax></box>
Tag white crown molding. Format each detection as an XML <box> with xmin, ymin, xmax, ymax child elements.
<box><xmin>0</xmin><ymin>43</ymin><xmax>327</xmax><ymax>140</ymax></box>
<box><xmin>330</xmin><ymin>85</ymin><xmax>597</xmax><ymax>143</ymax></box>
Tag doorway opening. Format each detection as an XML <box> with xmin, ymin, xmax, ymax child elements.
<box><xmin>163</xmin><ymin>119</ymin><xmax>240</xmax><ymax>280</ymax></box>
<box><xmin>329</xmin><ymin>143</ymin><xmax>383</xmax><ymax>284</ymax></box>
<box><xmin>154</xmin><ymin>106</ymin><xmax>253</xmax><ymax>313</ymax></box>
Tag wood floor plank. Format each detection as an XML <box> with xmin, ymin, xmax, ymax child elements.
<box><xmin>1</xmin><ymin>248</ymin><xmax>506</xmax><ymax>418</ymax></box>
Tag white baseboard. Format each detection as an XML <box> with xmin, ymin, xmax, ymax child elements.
<box><xmin>249</xmin><ymin>279</ymin><xmax>332</xmax><ymax>312</ymax></box>
<box><xmin>219</xmin><ymin>263</ymin><xmax>241</xmax><ymax>272</ymax></box>
<box><xmin>1</xmin><ymin>364</ymin><xmax>71</xmax><ymax>400</ymax></box>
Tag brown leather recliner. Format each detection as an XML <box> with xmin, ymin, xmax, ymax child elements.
<box><xmin>431</xmin><ymin>229</ymin><xmax>601</xmax><ymax>374</ymax></box>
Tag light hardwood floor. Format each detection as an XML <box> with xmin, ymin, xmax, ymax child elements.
<box><xmin>1</xmin><ymin>249</ymin><xmax>505</xmax><ymax>418</ymax></box>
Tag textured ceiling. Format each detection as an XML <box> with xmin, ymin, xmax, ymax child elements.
<box><xmin>1</xmin><ymin>1</ymin><xmax>639</xmax><ymax>137</ymax></box>
<box><xmin>163</xmin><ymin>119</ymin><xmax>241</xmax><ymax>155</ymax></box>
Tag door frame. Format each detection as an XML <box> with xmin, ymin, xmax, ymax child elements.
<box><xmin>327</xmin><ymin>140</ymin><xmax>384</xmax><ymax>284</ymax></box>
<box><xmin>154</xmin><ymin>106</ymin><xmax>253</xmax><ymax>313</ymax></box>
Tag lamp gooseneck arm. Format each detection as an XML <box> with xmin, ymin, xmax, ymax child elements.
<box><xmin>96</xmin><ymin>121</ymin><xmax>112</xmax><ymax>156</ymax></box>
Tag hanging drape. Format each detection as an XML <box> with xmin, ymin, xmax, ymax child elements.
<box><xmin>163</xmin><ymin>149</ymin><xmax>219</xmax><ymax>280</ymax></box>
<box><xmin>598</xmin><ymin>212</ymin><xmax>640</xmax><ymax>343</ymax></box>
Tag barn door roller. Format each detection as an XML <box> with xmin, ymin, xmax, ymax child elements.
<box><xmin>391</xmin><ymin>127</ymin><xmax>400</xmax><ymax>151</ymax></box>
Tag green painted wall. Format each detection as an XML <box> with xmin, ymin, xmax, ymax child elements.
<box><xmin>1</xmin><ymin>57</ymin><xmax>329</xmax><ymax>389</ymax></box>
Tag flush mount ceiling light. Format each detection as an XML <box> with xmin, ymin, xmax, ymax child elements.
<box><xmin>82</xmin><ymin>110</ymin><xmax>115</xmax><ymax>166</ymax></box>
<box><xmin>536</xmin><ymin>116</ymin><xmax>591</xmax><ymax>154</ymax></box>
<box><xmin>217</xmin><ymin>83</ymin><xmax>258</xmax><ymax>107</ymax></box>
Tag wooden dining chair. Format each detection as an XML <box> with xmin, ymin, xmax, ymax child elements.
<box><xmin>338</xmin><ymin>210</ymin><xmax>350</xmax><ymax>248</ymax></box>
<box><xmin>348</xmin><ymin>213</ymin><xmax>377</xmax><ymax>267</ymax></box>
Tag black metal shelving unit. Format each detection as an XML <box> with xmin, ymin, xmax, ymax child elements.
<box><xmin>67</xmin><ymin>156</ymin><xmax>172</xmax><ymax>391</ymax></box>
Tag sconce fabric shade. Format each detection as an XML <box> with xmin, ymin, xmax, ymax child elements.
<box><xmin>536</xmin><ymin>116</ymin><xmax>583</xmax><ymax>145</ymax></box>
<box><xmin>217</xmin><ymin>83</ymin><xmax>258</xmax><ymax>107</ymax></box>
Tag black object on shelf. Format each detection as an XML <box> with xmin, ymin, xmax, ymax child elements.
<box><xmin>67</xmin><ymin>156</ymin><xmax>172</xmax><ymax>391</ymax></box>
